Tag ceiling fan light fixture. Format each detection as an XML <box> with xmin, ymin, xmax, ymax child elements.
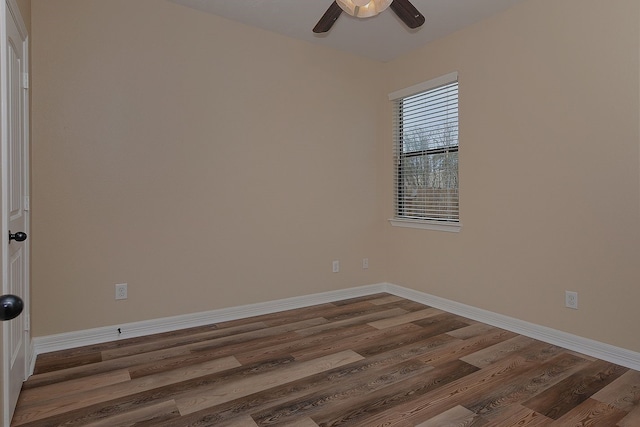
<box><xmin>336</xmin><ymin>0</ymin><xmax>393</xmax><ymax>18</ymax></box>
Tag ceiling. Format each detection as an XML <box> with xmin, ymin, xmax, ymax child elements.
<box><xmin>169</xmin><ymin>0</ymin><xmax>525</xmax><ymax>62</ymax></box>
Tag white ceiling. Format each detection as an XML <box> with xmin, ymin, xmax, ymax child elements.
<box><xmin>169</xmin><ymin>0</ymin><xmax>526</xmax><ymax>62</ymax></box>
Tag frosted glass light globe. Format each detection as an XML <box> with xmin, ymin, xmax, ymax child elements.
<box><xmin>336</xmin><ymin>0</ymin><xmax>393</xmax><ymax>18</ymax></box>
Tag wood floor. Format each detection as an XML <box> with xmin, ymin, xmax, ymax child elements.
<box><xmin>11</xmin><ymin>293</ymin><xmax>640</xmax><ymax>426</ymax></box>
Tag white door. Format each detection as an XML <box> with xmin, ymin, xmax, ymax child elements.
<box><xmin>1</xmin><ymin>0</ymin><xmax>29</xmax><ymax>424</ymax></box>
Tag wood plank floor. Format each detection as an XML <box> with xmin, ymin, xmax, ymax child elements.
<box><xmin>11</xmin><ymin>293</ymin><xmax>640</xmax><ymax>426</ymax></box>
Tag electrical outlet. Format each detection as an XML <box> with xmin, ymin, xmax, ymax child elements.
<box><xmin>332</xmin><ymin>260</ymin><xmax>339</xmax><ymax>273</ymax></box>
<box><xmin>362</xmin><ymin>258</ymin><xmax>369</xmax><ymax>269</ymax></box>
<box><xmin>565</xmin><ymin>291</ymin><xmax>578</xmax><ymax>309</ymax></box>
<box><xmin>115</xmin><ymin>283</ymin><xmax>128</xmax><ymax>300</ymax></box>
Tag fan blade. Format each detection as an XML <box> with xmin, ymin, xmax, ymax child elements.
<box><xmin>390</xmin><ymin>0</ymin><xmax>425</xmax><ymax>29</ymax></box>
<box><xmin>313</xmin><ymin>1</ymin><xmax>343</xmax><ymax>33</ymax></box>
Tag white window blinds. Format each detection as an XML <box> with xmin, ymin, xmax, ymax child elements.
<box><xmin>390</xmin><ymin>72</ymin><xmax>459</xmax><ymax>224</ymax></box>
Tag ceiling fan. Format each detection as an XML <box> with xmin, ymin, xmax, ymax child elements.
<box><xmin>313</xmin><ymin>0</ymin><xmax>425</xmax><ymax>33</ymax></box>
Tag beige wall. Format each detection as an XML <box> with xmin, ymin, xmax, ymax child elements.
<box><xmin>382</xmin><ymin>0</ymin><xmax>640</xmax><ymax>351</ymax></box>
<box><xmin>30</xmin><ymin>0</ymin><xmax>640</xmax><ymax>355</ymax></box>
<box><xmin>31</xmin><ymin>0</ymin><xmax>386</xmax><ymax>335</ymax></box>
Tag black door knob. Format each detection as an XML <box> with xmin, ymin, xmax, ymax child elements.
<box><xmin>0</xmin><ymin>294</ymin><xmax>23</xmax><ymax>321</ymax></box>
<box><xmin>8</xmin><ymin>231</ymin><xmax>27</xmax><ymax>242</ymax></box>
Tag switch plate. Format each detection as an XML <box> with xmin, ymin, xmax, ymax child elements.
<box><xmin>332</xmin><ymin>260</ymin><xmax>339</xmax><ymax>273</ymax></box>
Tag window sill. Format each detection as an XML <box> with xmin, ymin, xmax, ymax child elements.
<box><xmin>389</xmin><ymin>218</ymin><xmax>462</xmax><ymax>233</ymax></box>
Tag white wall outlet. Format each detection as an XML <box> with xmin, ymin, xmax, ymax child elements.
<box><xmin>332</xmin><ymin>260</ymin><xmax>340</xmax><ymax>273</ymax></box>
<box><xmin>115</xmin><ymin>283</ymin><xmax>128</xmax><ymax>300</ymax></box>
<box><xmin>565</xmin><ymin>290</ymin><xmax>578</xmax><ymax>309</ymax></box>
<box><xmin>362</xmin><ymin>258</ymin><xmax>369</xmax><ymax>269</ymax></box>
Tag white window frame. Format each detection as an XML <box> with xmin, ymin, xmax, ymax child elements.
<box><xmin>388</xmin><ymin>72</ymin><xmax>461</xmax><ymax>233</ymax></box>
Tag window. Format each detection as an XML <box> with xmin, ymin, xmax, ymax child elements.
<box><xmin>389</xmin><ymin>72</ymin><xmax>460</xmax><ymax>232</ymax></box>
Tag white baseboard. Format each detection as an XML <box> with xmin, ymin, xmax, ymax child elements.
<box><xmin>29</xmin><ymin>283</ymin><xmax>387</xmax><ymax>374</ymax></box>
<box><xmin>30</xmin><ymin>282</ymin><xmax>640</xmax><ymax>376</ymax></box>
<box><xmin>385</xmin><ymin>283</ymin><xmax>640</xmax><ymax>371</ymax></box>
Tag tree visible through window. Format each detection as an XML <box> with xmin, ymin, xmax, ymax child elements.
<box><xmin>391</xmin><ymin>74</ymin><xmax>459</xmax><ymax>225</ymax></box>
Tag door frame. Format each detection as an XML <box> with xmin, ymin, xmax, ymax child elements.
<box><xmin>1</xmin><ymin>0</ymin><xmax>29</xmax><ymax>424</ymax></box>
